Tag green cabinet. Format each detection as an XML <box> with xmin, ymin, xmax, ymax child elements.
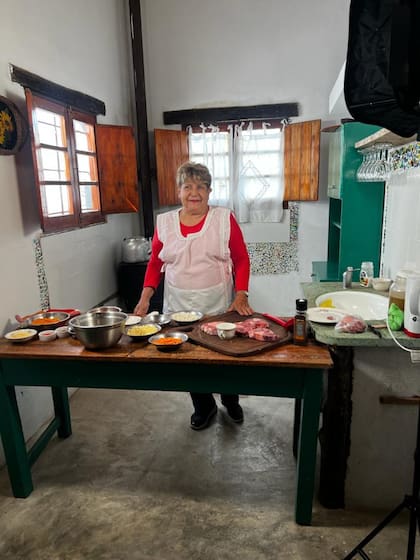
<box><xmin>313</xmin><ymin>122</ymin><xmax>385</xmax><ymax>282</ymax></box>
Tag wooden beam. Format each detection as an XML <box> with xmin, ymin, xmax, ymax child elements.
<box><xmin>9</xmin><ymin>64</ymin><xmax>105</xmax><ymax>116</ymax></box>
<box><xmin>164</xmin><ymin>103</ymin><xmax>300</xmax><ymax>126</ymax></box>
<box><xmin>129</xmin><ymin>0</ymin><xmax>154</xmax><ymax>238</ymax></box>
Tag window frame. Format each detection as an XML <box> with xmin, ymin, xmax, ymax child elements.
<box><xmin>26</xmin><ymin>89</ymin><xmax>105</xmax><ymax>233</ymax></box>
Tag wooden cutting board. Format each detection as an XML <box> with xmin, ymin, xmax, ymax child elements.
<box><xmin>187</xmin><ymin>311</ymin><xmax>292</xmax><ymax>356</ymax></box>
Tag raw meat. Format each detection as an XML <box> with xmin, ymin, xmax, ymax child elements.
<box><xmin>248</xmin><ymin>328</ymin><xmax>280</xmax><ymax>342</ymax></box>
<box><xmin>200</xmin><ymin>321</ymin><xmax>220</xmax><ymax>336</ymax></box>
<box><xmin>334</xmin><ymin>315</ymin><xmax>366</xmax><ymax>334</ymax></box>
<box><xmin>241</xmin><ymin>317</ymin><xmax>270</xmax><ymax>329</ymax></box>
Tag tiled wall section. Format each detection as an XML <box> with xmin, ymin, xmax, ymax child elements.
<box><xmin>247</xmin><ymin>202</ymin><xmax>299</xmax><ymax>275</ymax></box>
<box><xmin>33</xmin><ymin>237</ymin><xmax>50</xmax><ymax>310</ymax></box>
<box><xmin>389</xmin><ymin>142</ymin><xmax>420</xmax><ymax>171</ymax></box>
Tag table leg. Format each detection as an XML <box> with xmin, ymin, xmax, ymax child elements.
<box><xmin>0</xmin><ymin>374</ymin><xmax>33</xmax><ymax>498</ymax></box>
<box><xmin>295</xmin><ymin>370</ymin><xmax>323</xmax><ymax>525</ymax></box>
<box><xmin>51</xmin><ymin>387</ymin><xmax>72</xmax><ymax>438</ymax></box>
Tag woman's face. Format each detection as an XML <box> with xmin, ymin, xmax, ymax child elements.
<box><xmin>178</xmin><ymin>178</ymin><xmax>211</xmax><ymax>215</ymax></box>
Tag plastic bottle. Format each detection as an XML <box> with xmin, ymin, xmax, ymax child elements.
<box><xmin>360</xmin><ymin>261</ymin><xmax>374</xmax><ymax>287</ymax></box>
<box><xmin>389</xmin><ymin>271</ymin><xmax>409</xmax><ymax>312</ymax></box>
<box><xmin>293</xmin><ymin>298</ymin><xmax>308</xmax><ymax>345</ymax></box>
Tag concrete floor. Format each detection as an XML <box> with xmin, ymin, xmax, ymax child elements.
<box><xmin>0</xmin><ymin>390</ymin><xmax>412</xmax><ymax>559</ymax></box>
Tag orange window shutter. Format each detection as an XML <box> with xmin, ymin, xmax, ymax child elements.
<box><xmin>96</xmin><ymin>124</ymin><xmax>139</xmax><ymax>213</ymax></box>
<box><xmin>284</xmin><ymin>120</ymin><xmax>321</xmax><ymax>201</ymax></box>
<box><xmin>155</xmin><ymin>129</ymin><xmax>189</xmax><ymax>206</ymax></box>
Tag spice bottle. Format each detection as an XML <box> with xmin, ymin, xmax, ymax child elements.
<box><xmin>360</xmin><ymin>261</ymin><xmax>374</xmax><ymax>287</ymax></box>
<box><xmin>294</xmin><ymin>298</ymin><xmax>308</xmax><ymax>345</ymax></box>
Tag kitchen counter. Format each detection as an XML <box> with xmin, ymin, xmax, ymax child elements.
<box><xmin>302</xmin><ymin>281</ymin><xmax>420</xmax><ymax>510</ymax></box>
<box><xmin>0</xmin><ymin>334</ymin><xmax>331</xmax><ymax>526</ymax></box>
<box><xmin>302</xmin><ymin>281</ymin><xmax>420</xmax><ymax>348</ymax></box>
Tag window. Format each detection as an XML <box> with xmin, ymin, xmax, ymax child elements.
<box><xmin>188</xmin><ymin>121</ymin><xmax>285</xmax><ymax>222</ymax></box>
<box><xmin>155</xmin><ymin>119</ymin><xmax>321</xmax><ymax>211</ymax></box>
<box><xmin>26</xmin><ymin>91</ymin><xmax>104</xmax><ymax>233</ymax></box>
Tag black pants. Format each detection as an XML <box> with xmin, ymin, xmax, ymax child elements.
<box><xmin>190</xmin><ymin>392</ymin><xmax>239</xmax><ymax>414</ymax></box>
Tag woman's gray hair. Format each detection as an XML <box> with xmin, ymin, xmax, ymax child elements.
<box><xmin>176</xmin><ymin>161</ymin><xmax>212</xmax><ymax>188</ymax></box>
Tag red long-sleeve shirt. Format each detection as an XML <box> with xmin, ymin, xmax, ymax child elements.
<box><xmin>143</xmin><ymin>212</ymin><xmax>250</xmax><ymax>292</ymax></box>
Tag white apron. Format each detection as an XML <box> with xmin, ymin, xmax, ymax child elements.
<box><xmin>157</xmin><ymin>206</ymin><xmax>233</xmax><ymax>315</ymax></box>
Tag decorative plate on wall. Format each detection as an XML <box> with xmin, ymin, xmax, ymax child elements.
<box><xmin>0</xmin><ymin>95</ymin><xmax>28</xmax><ymax>155</ymax></box>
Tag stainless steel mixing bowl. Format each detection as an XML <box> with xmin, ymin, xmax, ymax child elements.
<box><xmin>69</xmin><ymin>311</ymin><xmax>127</xmax><ymax>350</ymax></box>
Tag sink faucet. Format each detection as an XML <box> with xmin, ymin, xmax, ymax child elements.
<box><xmin>342</xmin><ymin>266</ymin><xmax>354</xmax><ymax>289</ymax></box>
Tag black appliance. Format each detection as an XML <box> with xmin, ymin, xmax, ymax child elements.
<box><xmin>117</xmin><ymin>261</ymin><xmax>164</xmax><ymax>313</ymax></box>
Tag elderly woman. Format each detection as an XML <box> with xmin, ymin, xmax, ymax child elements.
<box><xmin>134</xmin><ymin>161</ymin><xmax>253</xmax><ymax>430</ymax></box>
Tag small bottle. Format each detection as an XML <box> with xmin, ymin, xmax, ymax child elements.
<box><xmin>294</xmin><ymin>298</ymin><xmax>308</xmax><ymax>345</ymax></box>
<box><xmin>342</xmin><ymin>266</ymin><xmax>354</xmax><ymax>289</ymax></box>
<box><xmin>360</xmin><ymin>261</ymin><xmax>374</xmax><ymax>287</ymax></box>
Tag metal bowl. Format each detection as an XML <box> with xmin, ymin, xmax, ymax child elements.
<box><xmin>125</xmin><ymin>323</ymin><xmax>161</xmax><ymax>340</ymax></box>
<box><xmin>170</xmin><ymin>311</ymin><xmax>203</xmax><ymax>325</ymax></box>
<box><xmin>69</xmin><ymin>311</ymin><xmax>127</xmax><ymax>350</ymax></box>
<box><xmin>148</xmin><ymin>331</ymin><xmax>188</xmax><ymax>352</ymax></box>
<box><xmin>28</xmin><ymin>311</ymin><xmax>71</xmax><ymax>332</ymax></box>
<box><xmin>142</xmin><ymin>312</ymin><xmax>171</xmax><ymax>326</ymax></box>
<box><xmin>89</xmin><ymin>305</ymin><xmax>122</xmax><ymax>313</ymax></box>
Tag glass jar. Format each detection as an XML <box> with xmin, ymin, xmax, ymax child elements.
<box><xmin>360</xmin><ymin>261</ymin><xmax>374</xmax><ymax>287</ymax></box>
<box><xmin>389</xmin><ymin>271</ymin><xmax>409</xmax><ymax>312</ymax></box>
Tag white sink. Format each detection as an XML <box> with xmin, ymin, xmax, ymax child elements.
<box><xmin>315</xmin><ymin>290</ymin><xmax>389</xmax><ymax>320</ymax></box>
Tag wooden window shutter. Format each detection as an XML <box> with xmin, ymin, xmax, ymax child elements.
<box><xmin>96</xmin><ymin>124</ymin><xmax>139</xmax><ymax>213</ymax></box>
<box><xmin>284</xmin><ymin>119</ymin><xmax>321</xmax><ymax>201</ymax></box>
<box><xmin>155</xmin><ymin>129</ymin><xmax>189</xmax><ymax>206</ymax></box>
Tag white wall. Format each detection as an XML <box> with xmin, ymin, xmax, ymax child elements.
<box><xmin>0</xmin><ymin>0</ymin><xmax>139</xmax><ymax>464</ymax></box>
<box><xmin>140</xmin><ymin>0</ymin><xmax>351</xmax><ymax>315</ymax></box>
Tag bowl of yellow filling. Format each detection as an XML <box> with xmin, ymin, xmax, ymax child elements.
<box><xmin>5</xmin><ymin>329</ymin><xmax>38</xmax><ymax>343</ymax></box>
<box><xmin>125</xmin><ymin>323</ymin><xmax>161</xmax><ymax>340</ymax></box>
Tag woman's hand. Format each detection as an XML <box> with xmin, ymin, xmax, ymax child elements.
<box><xmin>133</xmin><ymin>287</ymin><xmax>155</xmax><ymax>316</ymax></box>
<box><xmin>228</xmin><ymin>291</ymin><xmax>254</xmax><ymax>316</ymax></box>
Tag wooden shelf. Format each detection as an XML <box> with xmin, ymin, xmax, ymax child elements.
<box><xmin>355</xmin><ymin>128</ymin><xmax>417</xmax><ymax>149</ymax></box>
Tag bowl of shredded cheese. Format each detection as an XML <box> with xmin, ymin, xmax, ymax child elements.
<box><xmin>125</xmin><ymin>323</ymin><xmax>161</xmax><ymax>340</ymax></box>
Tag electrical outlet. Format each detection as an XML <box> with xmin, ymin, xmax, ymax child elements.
<box><xmin>410</xmin><ymin>350</ymin><xmax>420</xmax><ymax>364</ymax></box>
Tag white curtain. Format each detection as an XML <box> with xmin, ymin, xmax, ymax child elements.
<box><xmin>233</xmin><ymin>121</ymin><xmax>286</xmax><ymax>223</ymax></box>
<box><xmin>381</xmin><ymin>167</ymin><xmax>420</xmax><ymax>278</ymax></box>
<box><xmin>187</xmin><ymin>124</ymin><xmax>232</xmax><ymax>208</ymax></box>
<box><xmin>187</xmin><ymin>121</ymin><xmax>286</xmax><ymax>222</ymax></box>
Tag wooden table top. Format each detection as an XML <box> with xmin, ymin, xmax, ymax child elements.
<box><xmin>0</xmin><ymin>335</ymin><xmax>332</xmax><ymax>369</ymax></box>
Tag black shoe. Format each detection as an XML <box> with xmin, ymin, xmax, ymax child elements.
<box><xmin>190</xmin><ymin>405</ymin><xmax>217</xmax><ymax>430</ymax></box>
<box><xmin>223</xmin><ymin>403</ymin><xmax>244</xmax><ymax>423</ymax></box>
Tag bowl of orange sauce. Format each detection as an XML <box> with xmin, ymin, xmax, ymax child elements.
<box><xmin>148</xmin><ymin>331</ymin><xmax>188</xmax><ymax>352</ymax></box>
<box><xmin>28</xmin><ymin>311</ymin><xmax>71</xmax><ymax>331</ymax></box>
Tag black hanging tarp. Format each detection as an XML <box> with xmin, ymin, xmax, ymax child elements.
<box><xmin>344</xmin><ymin>0</ymin><xmax>420</xmax><ymax>138</ymax></box>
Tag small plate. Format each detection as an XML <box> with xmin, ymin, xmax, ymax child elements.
<box><xmin>171</xmin><ymin>311</ymin><xmax>203</xmax><ymax>325</ymax></box>
<box><xmin>307</xmin><ymin>307</ymin><xmax>347</xmax><ymax>324</ymax></box>
<box><xmin>5</xmin><ymin>328</ymin><xmax>38</xmax><ymax>342</ymax></box>
<box><xmin>125</xmin><ymin>315</ymin><xmax>142</xmax><ymax>326</ymax></box>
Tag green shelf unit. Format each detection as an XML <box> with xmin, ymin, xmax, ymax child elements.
<box><xmin>314</xmin><ymin>122</ymin><xmax>385</xmax><ymax>282</ymax></box>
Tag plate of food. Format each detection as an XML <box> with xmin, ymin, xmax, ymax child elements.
<box><xmin>306</xmin><ymin>307</ymin><xmax>347</xmax><ymax>324</ymax></box>
<box><xmin>170</xmin><ymin>311</ymin><xmax>203</xmax><ymax>325</ymax></box>
<box><xmin>148</xmin><ymin>331</ymin><xmax>188</xmax><ymax>352</ymax></box>
<box><xmin>125</xmin><ymin>323</ymin><xmax>161</xmax><ymax>340</ymax></box>
<box><xmin>5</xmin><ymin>328</ymin><xmax>38</xmax><ymax>343</ymax></box>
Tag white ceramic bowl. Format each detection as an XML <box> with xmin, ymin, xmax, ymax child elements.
<box><xmin>371</xmin><ymin>278</ymin><xmax>392</xmax><ymax>292</ymax></box>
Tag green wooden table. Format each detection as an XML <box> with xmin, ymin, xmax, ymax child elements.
<box><xmin>0</xmin><ymin>335</ymin><xmax>331</xmax><ymax>525</ymax></box>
